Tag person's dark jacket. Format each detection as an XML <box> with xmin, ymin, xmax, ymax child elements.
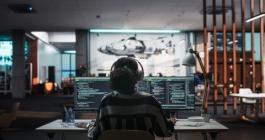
<box><xmin>92</xmin><ymin>91</ymin><xmax>174</xmax><ymax>140</ymax></box>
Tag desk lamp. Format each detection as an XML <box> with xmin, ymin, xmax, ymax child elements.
<box><xmin>182</xmin><ymin>48</ymin><xmax>209</xmax><ymax>120</ymax></box>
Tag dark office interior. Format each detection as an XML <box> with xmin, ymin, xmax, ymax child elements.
<box><xmin>1</xmin><ymin>0</ymin><xmax>265</xmax><ymax>140</ymax></box>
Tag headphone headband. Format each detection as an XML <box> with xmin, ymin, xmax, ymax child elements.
<box><xmin>110</xmin><ymin>57</ymin><xmax>144</xmax><ymax>81</ymax></box>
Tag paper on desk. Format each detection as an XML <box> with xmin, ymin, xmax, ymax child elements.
<box><xmin>176</xmin><ymin>121</ymin><xmax>205</xmax><ymax>127</ymax></box>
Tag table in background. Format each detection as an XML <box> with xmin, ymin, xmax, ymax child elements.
<box><xmin>36</xmin><ymin>119</ymin><xmax>91</xmax><ymax>140</ymax></box>
<box><xmin>174</xmin><ymin>119</ymin><xmax>228</xmax><ymax>140</ymax></box>
<box><xmin>230</xmin><ymin>93</ymin><xmax>265</xmax><ymax>119</ymax></box>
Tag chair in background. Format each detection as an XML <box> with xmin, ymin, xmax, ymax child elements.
<box><xmin>239</xmin><ymin>88</ymin><xmax>256</xmax><ymax>116</ymax></box>
<box><xmin>0</xmin><ymin>102</ymin><xmax>20</xmax><ymax>128</ymax></box>
<box><xmin>98</xmin><ymin>129</ymin><xmax>155</xmax><ymax>140</ymax></box>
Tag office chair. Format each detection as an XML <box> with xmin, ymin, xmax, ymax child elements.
<box><xmin>239</xmin><ymin>88</ymin><xmax>256</xmax><ymax>116</ymax></box>
<box><xmin>98</xmin><ymin>129</ymin><xmax>155</xmax><ymax>140</ymax></box>
<box><xmin>239</xmin><ymin>88</ymin><xmax>256</xmax><ymax>103</ymax></box>
<box><xmin>0</xmin><ymin>102</ymin><xmax>20</xmax><ymax>128</ymax></box>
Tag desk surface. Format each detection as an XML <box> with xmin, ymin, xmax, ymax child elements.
<box><xmin>36</xmin><ymin>119</ymin><xmax>91</xmax><ymax>131</ymax></box>
<box><xmin>174</xmin><ymin>119</ymin><xmax>228</xmax><ymax>132</ymax></box>
<box><xmin>37</xmin><ymin>119</ymin><xmax>228</xmax><ymax>133</ymax></box>
<box><xmin>230</xmin><ymin>93</ymin><xmax>265</xmax><ymax>98</ymax></box>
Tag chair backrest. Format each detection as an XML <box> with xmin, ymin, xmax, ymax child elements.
<box><xmin>98</xmin><ymin>129</ymin><xmax>155</xmax><ymax>140</ymax></box>
<box><xmin>239</xmin><ymin>88</ymin><xmax>256</xmax><ymax>104</ymax></box>
<box><xmin>0</xmin><ymin>102</ymin><xmax>20</xmax><ymax>128</ymax></box>
<box><xmin>239</xmin><ymin>88</ymin><xmax>252</xmax><ymax>94</ymax></box>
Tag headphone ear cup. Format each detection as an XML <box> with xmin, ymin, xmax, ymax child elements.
<box><xmin>137</xmin><ymin>71</ymin><xmax>144</xmax><ymax>81</ymax></box>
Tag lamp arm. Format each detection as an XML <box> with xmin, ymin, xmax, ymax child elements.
<box><xmin>193</xmin><ymin>51</ymin><xmax>208</xmax><ymax>113</ymax></box>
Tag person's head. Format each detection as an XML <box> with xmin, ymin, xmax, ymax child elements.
<box><xmin>110</xmin><ymin>57</ymin><xmax>144</xmax><ymax>94</ymax></box>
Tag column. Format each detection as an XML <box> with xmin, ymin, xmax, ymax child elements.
<box><xmin>75</xmin><ymin>29</ymin><xmax>90</xmax><ymax>76</ymax></box>
<box><xmin>12</xmin><ymin>30</ymin><xmax>25</xmax><ymax>98</ymax></box>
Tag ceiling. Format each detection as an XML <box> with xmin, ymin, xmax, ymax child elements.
<box><xmin>0</xmin><ymin>0</ymin><xmax>262</xmax><ymax>32</ymax></box>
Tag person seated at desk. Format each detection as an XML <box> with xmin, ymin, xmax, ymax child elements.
<box><xmin>158</xmin><ymin>72</ymin><xmax>163</xmax><ymax>77</ymax></box>
<box><xmin>92</xmin><ymin>57</ymin><xmax>175</xmax><ymax>140</ymax></box>
<box><xmin>194</xmin><ymin>71</ymin><xmax>203</xmax><ymax>86</ymax></box>
<box><xmin>194</xmin><ymin>71</ymin><xmax>204</xmax><ymax>101</ymax></box>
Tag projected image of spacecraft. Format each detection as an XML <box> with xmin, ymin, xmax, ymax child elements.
<box><xmin>98</xmin><ymin>36</ymin><xmax>182</xmax><ymax>59</ymax></box>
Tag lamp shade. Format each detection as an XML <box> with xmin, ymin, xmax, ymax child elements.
<box><xmin>182</xmin><ymin>53</ymin><xmax>196</xmax><ymax>66</ymax></box>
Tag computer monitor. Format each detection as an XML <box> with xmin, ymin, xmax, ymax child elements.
<box><xmin>98</xmin><ymin>73</ymin><xmax>107</xmax><ymax>77</ymax></box>
<box><xmin>137</xmin><ymin>77</ymin><xmax>195</xmax><ymax>110</ymax></box>
<box><xmin>74</xmin><ymin>77</ymin><xmax>111</xmax><ymax>110</ymax></box>
<box><xmin>74</xmin><ymin>76</ymin><xmax>195</xmax><ymax>111</ymax></box>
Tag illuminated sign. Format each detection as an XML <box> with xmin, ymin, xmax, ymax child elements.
<box><xmin>0</xmin><ymin>41</ymin><xmax>12</xmax><ymax>66</ymax></box>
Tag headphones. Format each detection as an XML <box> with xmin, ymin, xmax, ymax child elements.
<box><xmin>110</xmin><ymin>57</ymin><xmax>144</xmax><ymax>81</ymax></box>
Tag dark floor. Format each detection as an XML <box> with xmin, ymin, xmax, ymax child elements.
<box><xmin>1</xmin><ymin>95</ymin><xmax>265</xmax><ymax>140</ymax></box>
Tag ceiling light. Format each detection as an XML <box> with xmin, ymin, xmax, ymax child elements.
<box><xmin>64</xmin><ymin>50</ymin><xmax>76</xmax><ymax>54</ymax></box>
<box><xmin>246</xmin><ymin>13</ymin><xmax>265</xmax><ymax>23</ymax></box>
<box><xmin>90</xmin><ymin>29</ymin><xmax>181</xmax><ymax>33</ymax></box>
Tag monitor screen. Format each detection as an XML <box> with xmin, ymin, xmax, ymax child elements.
<box><xmin>137</xmin><ymin>77</ymin><xmax>195</xmax><ymax>110</ymax></box>
<box><xmin>74</xmin><ymin>76</ymin><xmax>195</xmax><ymax>111</ymax></box>
<box><xmin>74</xmin><ymin>77</ymin><xmax>111</xmax><ymax>110</ymax></box>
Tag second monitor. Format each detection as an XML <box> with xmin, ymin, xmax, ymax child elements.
<box><xmin>137</xmin><ymin>77</ymin><xmax>195</xmax><ymax>110</ymax></box>
<box><xmin>74</xmin><ymin>76</ymin><xmax>195</xmax><ymax>111</ymax></box>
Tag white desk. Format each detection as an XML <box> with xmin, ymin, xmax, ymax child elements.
<box><xmin>37</xmin><ymin>119</ymin><xmax>228</xmax><ymax>140</ymax></box>
<box><xmin>174</xmin><ymin>119</ymin><xmax>228</xmax><ymax>140</ymax></box>
<box><xmin>36</xmin><ymin>119</ymin><xmax>92</xmax><ymax>140</ymax></box>
<box><xmin>230</xmin><ymin>93</ymin><xmax>265</xmax><ymax>99</ymax></box>
<box><xmin>230</xmin><ymin>93</ymin><xmax>265</xmax><ymax>119</ymax></box>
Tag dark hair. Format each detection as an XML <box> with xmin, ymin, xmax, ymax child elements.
<box><xmin>110</xmin><ymin>57</ymin><xmax>139</xmax><ymax>94</ymax></box>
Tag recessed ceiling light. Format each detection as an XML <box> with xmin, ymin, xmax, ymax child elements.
<box><xmin>64</xmin><ymin>50</ymin><xmax>76</xmax><ymax>54</ymax></box>
<box><xmin>96</xmin><ymin>15</ymin><xmax>101</xmax><ymax>19</ymax></box>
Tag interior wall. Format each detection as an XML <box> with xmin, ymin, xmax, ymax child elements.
<box><xmin>90</xmin><ymin>32</ymin><xmax>187</xmax><ymax>76</ymax></box>
<box><xmin>37</xmin><ymin>40</ymin><xmax>61</xmax><ymax>85</ymax></box>
<box><xmin>48</xmin><ymin>32</ymin><xmax>76</xmax><ymax>43</ymax></box>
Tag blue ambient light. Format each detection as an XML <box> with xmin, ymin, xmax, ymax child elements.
<box><xmin>90</xmin><ymin>29</ymin><xmax>181</xmax><ymax>33</ymax></box>
<box><xmin>64</xmin><ymin>50</ymin><xmax>76</xmax><ymax>54</ymax></box>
